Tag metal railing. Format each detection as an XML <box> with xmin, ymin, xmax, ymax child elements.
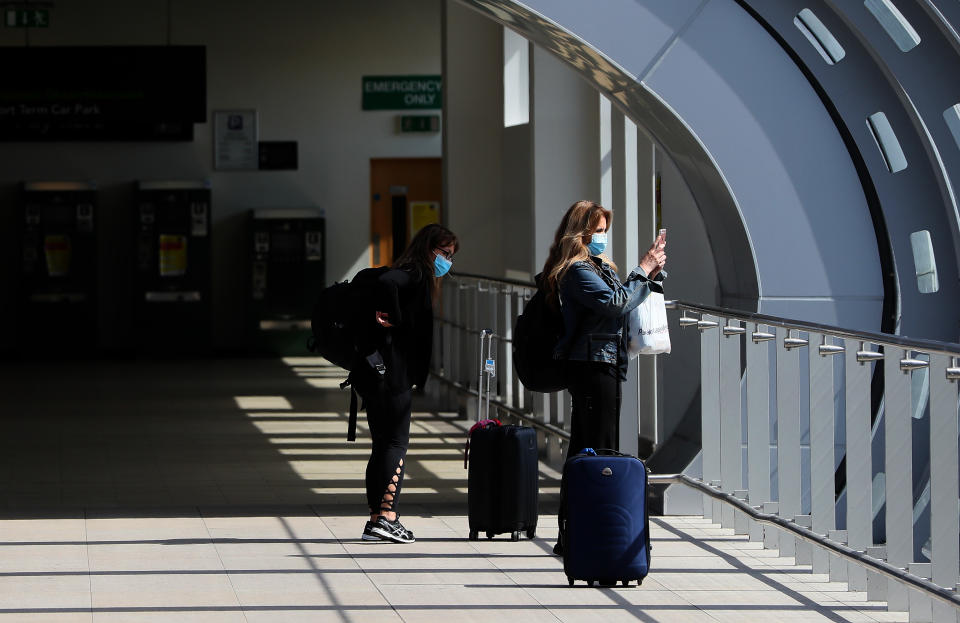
<box><xmin>428</xmin><ymin>272</ymin><xmax>960</xmax><ymax>621</ymax></box>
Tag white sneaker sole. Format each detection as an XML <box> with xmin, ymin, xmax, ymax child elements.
<box><xmin>369</xmin><ymin>527</ymin><xmax>415</xmax><ymax>544</ymax></box>
<box><xmin>362</xmin><ymin>533</ymin><xmax>386</xmax><ymax>541</ymax></box>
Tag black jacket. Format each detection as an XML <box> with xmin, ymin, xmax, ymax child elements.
<box><xmin>351</xmin><ymin>265</ymin><xmax>434</xmax><ymax>394</ymax></box>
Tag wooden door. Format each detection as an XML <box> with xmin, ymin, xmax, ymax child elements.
<box><xmin>369</xmin><ymin>158</ymin><xmax>442</xmax><ymax>267</ymax></box>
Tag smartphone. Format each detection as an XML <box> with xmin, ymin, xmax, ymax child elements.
<box><xmin>658</xmin><ymin>228</ymin><xmax>667</xmax><ymax>247</ymax></box>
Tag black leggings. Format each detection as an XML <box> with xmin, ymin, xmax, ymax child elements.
<box><xmin>566</xmin><ymin>360</ymin><xmax>621</xmax><ymax>459</ymax></box>
<box><xmin>364</xmin><ymin>388</ymin><xmax>412</xmax><ymax>516</ymax></box>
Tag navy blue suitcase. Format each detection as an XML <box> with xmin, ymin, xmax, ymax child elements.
<box><xmin>561</xmin><ymin>449</ymin><xmax>651</xmax><ymax>587</ymax></box>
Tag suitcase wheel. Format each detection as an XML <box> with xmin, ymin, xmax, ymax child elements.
<box><xmin>468</xmin><ymin>530</ymin><xmax>479</xmax><ymax>541</ymax></box>
<box><xmin>525</xmin><ymin>527</ymin><xmax>536</xmax><ymax>539</ymax></box>
<box><xmin>637</xmin><ymin>578</ymin><xmax>643</xmax><ymax>586</ymax></box>
<box><xmin>621</xmin><ymin>580</ymin><xmax>630</xmax><ymax>587</ymax></box>
<box><xmin>510</xmin><ymin>531</ymin><xmax>520</xmax><ymax>542</ymax></box>
<box><xmin>567</xmin><ymin>576</ymin><xmax>574</xmax><ymax>587</ymax></box>
<box><xmin>587</xmin><ymin>580</ymin><xmax>594</xmax><ymax>587</ymax></box>
<box><xmin>486</xmin><ymin>531</ymin><xmax>495</xmax><ymax>540</ymax></box>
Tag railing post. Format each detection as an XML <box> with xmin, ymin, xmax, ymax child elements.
<box><xmin>549</xmin><ymin>390</ymin><xmax>568</xmax><ymax>462</ymax></box>
<box><xmin>517</xmin><ymin>290</ymin><xmax>530</xmax><ymax>412</ymax></box>
<box><xmin>719</xmin><ymin>319</ymin><xmax>743</xmax><ymax>529</ymax></box>
<box><xmin>777</xmin><ymin>328</ymin><xmax>804</xmax><ymax>556</ymax></box>
<box><xmin>746</xmin><ymin>322</ymin><xmax>772</xmax><ymax>543</ymax></box>
<box><xmin>451</xmin><ymin>283</ymin><xmax>463</xmax><ymax>389</ymax></box>
<box><xmin>929</xmin><ymin>354</ymin><xmax>959</xmax><ymax>623</ymax></box>
<box><xmin>700</xmin><ymin>314</ymin><xmax>721</xmax><ymax>521</ymax></box>
<box><xmin>445</xmin><ymin>282</ymin><xmax>457</xmax><ymax>412</ymax></box>
<box><xmin>621</xmin><ymin>358</ymin><xmax>641</xmax><ymax>457</ymax></box>
<box><xmin>845</xmin><ymin>341</ymin><xmax>874</xmax><ymax>591</ymax></box>
<box><xmin>809</xmin><ymin>332</ymin><xmax>837</xmax><ymax>575</ymax></box>
<box><xmin>502</xmin><ymin>287</ymin><xmax>515</xmax><ymax>408</ymax></box>
<box><xmin>884</xmin><ymin>346</ymin><xmax>913</xmax><ymax>613</ymax></box>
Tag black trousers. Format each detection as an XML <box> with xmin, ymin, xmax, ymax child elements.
<box><xmin>363</xmin><ymin>388</ymin><xmax>412</xmax><ymax>515</ymax></box>
<box><xmin>565</xmin><ymin>360</ymin><xmax>622</xmax><ymax>459</ymax></box>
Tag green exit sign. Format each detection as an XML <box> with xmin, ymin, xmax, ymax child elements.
<box><xmin>399</xmin><ymin>115</ymin><xmax>439</xmax><ymax>133</ymax></box>
<box><xmin>5</xmin><ymin>9</ymin><xmax>50</xmax><ymax>27</ymax></box>
<box><xmin>363</xmin><ymin>75</ymin><xmax>441</xmax><ymax>110</ymax></box>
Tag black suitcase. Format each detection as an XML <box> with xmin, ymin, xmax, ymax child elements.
<box><xmin>467</xmin><ymin>421</ymin><xmax>539</xmax><ymax>541</ymax></box>
<box><xmin>561</xmin><ymin>449</ymin><xmax>651</xmax><ymax>586</ymax></box>
<box><xmin>465</xmin><ymin>330</ymin><xmax>539</xmax><ymax>541</ymax></box>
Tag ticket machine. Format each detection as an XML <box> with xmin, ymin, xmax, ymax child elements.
<box><xmin>134</xmin><ymin>181</ymin><xmax>212</xmax><ymax>354</ymax></box>
<box><xmin>18</xmin><ymin>181</ymin><xmax>98</xmax><ymax>353</ymax></box>
<box><xmin>248</xmin><ymin>208</ymin><xmax>325</xmax><ymax>354</ymax></box>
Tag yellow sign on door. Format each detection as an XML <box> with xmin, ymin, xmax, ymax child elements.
<box><xmin>409</xmin><ymin>201</ymin><xmax>439</xmax><ymax>237</ymax></box>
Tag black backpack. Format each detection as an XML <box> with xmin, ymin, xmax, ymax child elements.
<box><xmin>513</xmin><ymin>277</ymin><xmax>568</xmax><ymax>393</ymax></box>
<box><xmin>306</xmin><ymin>279</ymin><xmax>357</xmax><ymax>370</ymax></box>
<box><xmin>307</xmin><ymin>266</ymin><xmax>389</xmax><ymax>370</ymax></box>
<box><xmin>307</xmin><ymin>266</ymin><xmax>389</xmax><ymax>440</ymax></box>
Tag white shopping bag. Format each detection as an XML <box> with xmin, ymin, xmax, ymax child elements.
<box><xmin>626</xmin><ymin>286</ymin><xmax>671</xmax><ymax>357</ymax></box>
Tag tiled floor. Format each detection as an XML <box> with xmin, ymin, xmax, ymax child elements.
<box><xmin>0</xmin><ymin>357</ymin><xmax>909</xmax><ymax>621</ymax></box>
<box><xmin>0</xmin><ymin>510</ymin><xmax>905</xmax><ymax>622</ymax></box>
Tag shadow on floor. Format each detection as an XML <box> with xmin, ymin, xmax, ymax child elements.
<box><xmin>0</xmin><ymin>356</ymin><xmax>560</xmax><ymax>514</ymax></box>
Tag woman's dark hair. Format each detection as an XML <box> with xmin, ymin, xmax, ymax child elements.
<box><xmin>393</xmin><ymin>223</ymin><xmax>460</xmax><ymax>302</ymax></box>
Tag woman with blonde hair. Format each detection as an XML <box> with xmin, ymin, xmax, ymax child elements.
<box><xmin>545</xmin><ymin>200</ymin><xmax>665</xmax><ymax>556</ymax></box>
<box><xmin>542</xmin><ymin>199</ymin><xmax>666</xmax><ymax>460</ymax></box>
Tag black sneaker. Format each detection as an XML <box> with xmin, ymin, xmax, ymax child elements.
<box><xmin>368</xmin><ymin>516</ymin><xmax>415</xmax><ymax>543</ymax></box>
<box><xmin>361</xmin><ymin>521</ymin><xmax>382</xmax><ymax>541</ymax></box>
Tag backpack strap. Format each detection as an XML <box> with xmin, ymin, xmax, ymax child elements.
<box><xmin>340</xmin><ymin>377</ymin><xmax>359</xmax><ymax>442</ymax></box>
<box><xmin>348</xmin><ymin>387</ymin><xmax>358</xmax><ymax>442</ymax></box>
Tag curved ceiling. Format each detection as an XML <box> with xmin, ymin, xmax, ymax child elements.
<box><xmin>459</xmin><ymin>0</ymin><xmax>960</xmax><ymax>341</ymax></box>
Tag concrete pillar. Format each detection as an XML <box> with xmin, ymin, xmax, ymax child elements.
<box><xmin>530</xmin><ymin>44</ymin><xmax>600</xmax><ymax>271</ymax></box>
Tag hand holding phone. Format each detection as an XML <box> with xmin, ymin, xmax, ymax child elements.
<box><xmin>641</xmin><ymin>229</ymin><xmax>668</xmax><ymax>276</ymax></box>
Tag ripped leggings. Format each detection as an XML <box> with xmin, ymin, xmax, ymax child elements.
<box><xmin>364</xmin><ymin>388</ymin><xmax>412</xmax><ymax>516</ymax></box>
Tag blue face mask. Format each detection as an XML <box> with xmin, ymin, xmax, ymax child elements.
<box><xmin>434</xmin><ymin>253</ymin><xmax>452</xmax><ymax>277</ymax></box>
<box><xmin>587</xmin><ymin>232</ymin><xmax>607</xmax><ymax>256</ymax></box>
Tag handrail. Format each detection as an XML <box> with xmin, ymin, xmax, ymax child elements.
<box><xmin>450</xmin><ymin>271</ymin><xmax>535</xmax><ymax>289</ymax></box>
<box><xmin>449</xmin><ymin>272</ymin><xmax>960</xmax><ymax>357</ymax></box>
<box><xmin>651</xmin><ymin>474</ymin><xmax>960</xmax><ymax>610</ymax></box>
<box><xmin>666</xmin><ymin>300</ymin><xmax>960</xmax><ymax>357</ymax></box>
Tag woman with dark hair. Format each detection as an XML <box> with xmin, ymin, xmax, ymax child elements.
<box><xmin>542</xmin><ymin>200</ymin><xmax>666</xmax><ymax>460</ymax></box>
<box><xmin>354</xmin><ymin>223</ymin><xmax>459</xmax><ymax>543</ymax></box>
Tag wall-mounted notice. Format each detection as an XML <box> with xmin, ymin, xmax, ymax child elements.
<box><xmin>214</xmin><ymin>110</ymin><xmax>258</xmax><ymax>170</ymax></box>
<box><xmin>410</xmin><ymin>201</ymin><xmax>440</xmax><ymax>236</ymax></box>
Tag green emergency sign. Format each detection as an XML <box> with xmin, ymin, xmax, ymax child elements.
<box><xmin>5</xmin><ymin>9</ymin><xmax>49</xmax><ymax>27</ymax></box>
<box><xmin>363</xmin><ymin>75</ymin><xmax>442</xmax><ymax>110</ymax></box>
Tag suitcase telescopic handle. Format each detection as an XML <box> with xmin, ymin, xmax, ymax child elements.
<box><xmin>477</xmin><ymin>329</ymin><xmax>495</xmax><ymax>424</ymax></box>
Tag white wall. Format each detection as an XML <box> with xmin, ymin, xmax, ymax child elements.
<box><xmin>531</xmin><ymin>45</ymin><xmax>600</xmax><ymax>271</ymax></box>
<box><xmin>442</xmin><ymin>2</ymin><xmax>504</xmax><ymax>277</ymax></box>
<box><xmin>0</xmin><ymin>0</ymin><xmax>442</xmax><ymax>350</ymax></box>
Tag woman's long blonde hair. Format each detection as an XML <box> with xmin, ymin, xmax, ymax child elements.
<box><xmin>541</xmin><ymin>200</ymin><xmax>616</xmax><ymax>304</ymax></box>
